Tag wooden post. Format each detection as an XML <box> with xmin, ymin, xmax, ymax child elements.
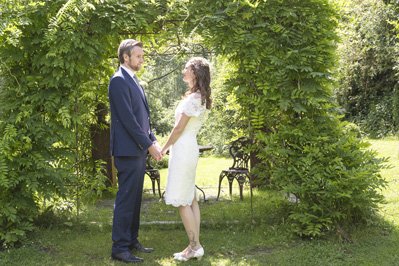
<box><xmin>90</xmin><ymin>103</ymin><xmax>114</xmax><ymax>186</ymax></box>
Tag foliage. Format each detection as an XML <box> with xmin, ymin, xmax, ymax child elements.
<box><xmin>141</xmin><ymin>55</ymin><xmax>189</xmax><ymax>137</ymax></box>
<box><xmin>143</xmin><ymin>53</ymin><xmax>238</xmax><ymax>154</ymax></box>
<box><xmin>76</xmin><ymin>160</ymin><xmax>111</xmax><ymax>204</ymax></box>
<box><xmin>189</xmin><ymin>0</ymin><xmax>388</xmax><ymax>236</ymax></box>
<box><xmin>266</xmin><ymin>118</ymin><xmax>388</xmax><ymax>236</ymax></box>
<box><xmin>0</xmin><ymin>0</ymin><xmax>169</xmax><ymax>246</ymax></box>
<box><xmin>0</xmin><ymin>0</ymin><xmax>390</xmax><ymax>246</ymax></box>
<box><xmin>335</xmin><ymin>0</ymin><xmax>399</xmax><ymax>137</ymax></box>
<box><xmin>196</xmin><ymin>55</ymin><xmax>242</xmax><ymax>155</ymax></box>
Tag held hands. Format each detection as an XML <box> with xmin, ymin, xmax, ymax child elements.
<box><xmin>148</xmin><ymin>141</ymin><xmax>169</xmax><ymax>161</ymax></box>
<box><xmin>149</xmin><ymin>141</ymin><xmax>162</xmax><ymax>161</ymax></box>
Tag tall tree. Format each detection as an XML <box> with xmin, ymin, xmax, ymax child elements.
<box><xmin>335</xmin><ymin>0</ymin><xmax>399</xmax><ymax>137</ymax></box>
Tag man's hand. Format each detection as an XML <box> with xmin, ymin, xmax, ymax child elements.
<box><xmin>148</xmin><ymin>142</ymin><xmax>162</xmax><ymax>161</ymax></box>
<box><xmin>153</xmin><ymin>141</ymin><xmax>161</xmax><ymax>151</ymax></box>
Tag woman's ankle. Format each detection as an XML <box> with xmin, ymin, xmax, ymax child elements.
<box><xmin>191</xmin><ymin>244</ymin><xmax>202</xmax><ymax>251</ymax></box>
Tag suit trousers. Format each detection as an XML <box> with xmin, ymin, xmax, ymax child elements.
<box><xmin>112</xmin><ymin>155</ymin><xmax>146</xmax><ymax>253</ymax></box>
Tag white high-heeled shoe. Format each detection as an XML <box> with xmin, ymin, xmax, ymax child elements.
<box><xmin>174</xmin><ymin>247</ymin><xmax>204</xmax><ymax>261</ymax></box>
<box><xmin>173</xmin><ymin>251</ymin><xmax>182</xmax><ymax>257</ymax></box>
<box><xmin>173</xmin><ymin>246</ymin><xmax>188</xmax><ymax>257</ymax></box>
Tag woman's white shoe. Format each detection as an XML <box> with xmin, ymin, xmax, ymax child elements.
<box><xmin>174</xmin><ymin>247</ymin><xmax>204</xmax><ymax>261</ymax></box>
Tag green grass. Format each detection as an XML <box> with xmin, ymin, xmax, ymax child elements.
<box><xmin>2</xmin><ymin>142</ymin><xmax>399</xmax><ymax>265</ymax></box>
<box><xmin>368</xmin><ymin>139</ymin><xmax>399</xmax><ymax>227</ymax></box>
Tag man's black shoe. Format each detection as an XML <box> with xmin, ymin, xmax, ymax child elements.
<box><xmin>130</xmin><ymin>243</ymin><xmax>154</xmax><ymax>253</ymax></box>
<box><xmin>111</xmin><ymin>251</ymin><xmax>143</xmax><ymax>263</ymax></box>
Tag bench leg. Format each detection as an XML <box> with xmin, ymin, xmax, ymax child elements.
<box><xmin>156</xmin><ymin>178</ymin><xmax>161</xmax><ymax>198</ymax></box>
<box><xmin>236</xmin><ymin>173</ymin><xmax>248</xmax><ymax>201</ymax></box>
<box><xmin>154</xmin><ymin>171</ymin><xmax>161</xmax><ymax>198</ymax></box>
<box><xmin>196</xmin><ymin>185</ymin><xmax>207</xmax><ymax>202</ymax></box>
<box><xmin>216</xmin><ymin>172</ymin><xmax>226</xmax><ymax>201</ymax></box>
<box><xmin>145</xmin><ymin>170</ymin><xmax>161</xmax><ymax>198</ymax></box>
<box><xmin>228</xmin><ymin>177</ymin><xmax>234</xmax><ymax>198</ymax></box>
<box><xmin>238</xmin><ymin>181</ymin><xmax>244</xmax><ymax>200</ymax></box>
<box><xmin>151</xmin><ymin>179</ymin><xmax>156</xmax><ymax>195</ymax></box>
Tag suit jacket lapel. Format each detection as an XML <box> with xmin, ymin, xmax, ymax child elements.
<box><xmin>120</xmin><ymin>67</ymin><xmax>150</xmax><ymax>112</ymax></box>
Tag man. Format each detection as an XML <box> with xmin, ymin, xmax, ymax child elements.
<box><xmin>108</xmin><ymin>39</ymin><xmax>162</xmax><ymax>263</ymax></box>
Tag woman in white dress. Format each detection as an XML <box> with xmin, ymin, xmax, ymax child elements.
<box><xmin>160</xmin><ymin>57</ymin><xmax>212</xmax><ymax>261</ymax></box>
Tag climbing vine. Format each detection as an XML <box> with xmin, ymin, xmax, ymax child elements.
<box><xmin>189</xmin><ymin>0</ymin><xmax>388</xmax><ymax>237</ymax></box>
<box><xmin>0</xmin><ymin>0</ymin><xmax>172</xmax><ymax>246</ymax></box>
<box><xmin>0</xmin><ymin>0</ymin><xmax>388</xmax><ymax>246</ymax></box>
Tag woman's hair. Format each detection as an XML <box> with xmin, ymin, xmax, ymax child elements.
<box><xmin>184</xmin><ymin>57</ymin><xmax>213</xmax><ymax>109</ymax></box>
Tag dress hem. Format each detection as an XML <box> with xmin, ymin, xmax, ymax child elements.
<box><xmin>164</xmin><ymin>192</ymin><xmax>199</xmax><ymax>207</ymax></box>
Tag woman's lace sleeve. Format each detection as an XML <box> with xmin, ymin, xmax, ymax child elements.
<box><xmin>180</xmin><ymin>97</ymin><xmax>206</xmax><ymax>117</ymax></box>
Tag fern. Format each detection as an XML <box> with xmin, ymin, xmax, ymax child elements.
<box><xmin>49</xmin><ymin>0</ymin><xmax>95</xmax><ymax>28</ymax></box>
<box><xmin>0</xmin><ymin>155</ymin><xmax>10</xmax><ymax>189</ymax></box>
<box><xmin>58</xmin><ymin>106</ymin><xmax>72</xmax><ymax>128</ymax></box>
<box><xmin>3</xmin><ymin>124</ymin><xmax>17</xmax><ymax>141</ymax></box>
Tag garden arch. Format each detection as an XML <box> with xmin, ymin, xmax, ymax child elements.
<box><xmin>0</xmin><ymin>0</ymin><xmax>386</xmax><ymax>246</ymax></box>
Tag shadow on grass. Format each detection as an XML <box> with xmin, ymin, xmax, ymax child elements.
<box><xmin>2</xmin><ymin>188</ymin><xmax>399</xmax><ymax>266</ymax></box>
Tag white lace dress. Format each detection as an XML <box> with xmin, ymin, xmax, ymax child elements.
<box><xmin>164</xmin><ymin>94</ymin><xmax>207</xmax><ymax>207</ymax></box>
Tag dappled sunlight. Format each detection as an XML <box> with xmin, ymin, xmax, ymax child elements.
<box><xmin>3</xmin><ymin>153</ymin><xmax>399</xmax><ymax>265</ymax></box>
<box><xmin>369</xmin><ymin>139</ymin><xmax>399</xmax><ymax>227</ymax></box>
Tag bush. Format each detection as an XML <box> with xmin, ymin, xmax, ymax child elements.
<box><xmin>193</xmin><ymin>0</ymin><xmax>388</xmax><ymax>236</ymax></box>
<box><xmin>264</xmin><ymin>117</ymin><xmax>387</xmax><ymax>236</ymax></box>
<box><xmin>357</xmin><ymin>95</ymin><xmax>397</xmax><ymax>138</ymax></box>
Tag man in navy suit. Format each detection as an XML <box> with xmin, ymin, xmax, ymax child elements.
<box><xmin>108</xmin><ymin>39</ymin><xmax>162</xmax><ymax>263</ymax></box>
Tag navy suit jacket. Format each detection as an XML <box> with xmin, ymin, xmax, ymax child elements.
<box><xmin>108</xmin><ymin>67</ymin><xmax>156</xmax><ymax>157</ymax></box>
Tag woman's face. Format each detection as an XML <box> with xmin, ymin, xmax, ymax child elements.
<box><xmin>182</xmin><ymin>64</ymin><xmax>195</xmax><ymax>85</ymax></box>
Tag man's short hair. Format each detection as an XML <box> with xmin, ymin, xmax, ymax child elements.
<box><xmin>118</xmin><ymin>39</ymin><xmax>143</xmax><ymax>64</ymax></box>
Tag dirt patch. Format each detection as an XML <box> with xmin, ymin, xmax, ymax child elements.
<box><xmin>37</xmin><ymin>245</ymin><xmax>57</xmax><ymax>255</ymax></box>
<box><xmin>250</xmin><ymin>246</ymin><xmax>273</xmax><ymax>254</ymax></box>
<box><xmin>95</xmin><ymin>199</ymin><xmax>114</xmax><ymax>208</ymax></box>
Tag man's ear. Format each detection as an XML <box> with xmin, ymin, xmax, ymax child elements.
<box><xmin>123</xmin><ymin>53</ymin><xmax>129</xmax><ymax>63</ymax></box>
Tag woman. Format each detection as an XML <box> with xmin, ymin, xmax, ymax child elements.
<box><xmin>161</xmin><ymin>57</ymin><xmax>212</xmax><ymax>261</ymax></box>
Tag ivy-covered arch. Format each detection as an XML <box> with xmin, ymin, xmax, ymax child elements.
<box><xmin>192</xmin><ymin>0</ymin><xmax>386</xmax><ymax>237</ymax></box>
<box><xmin>0</xmin><ymin>0</ymin><xmax>386</xmax><ymax>246</ymax></box>
<box><xmin>0</xmin><ymin>0</ymin><xmax>179</xmax><ymax>246</ymax></box>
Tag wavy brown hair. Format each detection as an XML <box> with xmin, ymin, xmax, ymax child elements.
<box><xmin>184</xmin><ymin>57</ymin><xmax>212</xmax><ymax>109</ymax></box>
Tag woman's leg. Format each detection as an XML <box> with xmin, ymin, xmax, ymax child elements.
<box><xmin>191</xmin><ymin>198</ymin><xmax>201</xmax><ymax>237</ymax></box>
<box><xmin>178</xmin><ymin>200</ymin><xmax>201</xmax><ymax>251</ymax></box>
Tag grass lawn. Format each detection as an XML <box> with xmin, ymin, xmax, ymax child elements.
<box><xmin>1</xmin><ymin>140</ymin><xmax>399</xmax><ymax>265</ymax></box>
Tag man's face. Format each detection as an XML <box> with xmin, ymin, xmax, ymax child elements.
<box><xmin>125</xmin><ymin>46</ymin><xmax>144</xmax><ymax>72</ymax></box>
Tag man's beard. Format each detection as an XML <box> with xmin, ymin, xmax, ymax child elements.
<box><xmin>129</xmin><ymin>62</ymin><xmax>140</xmax><ymax>71</ymax></box>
